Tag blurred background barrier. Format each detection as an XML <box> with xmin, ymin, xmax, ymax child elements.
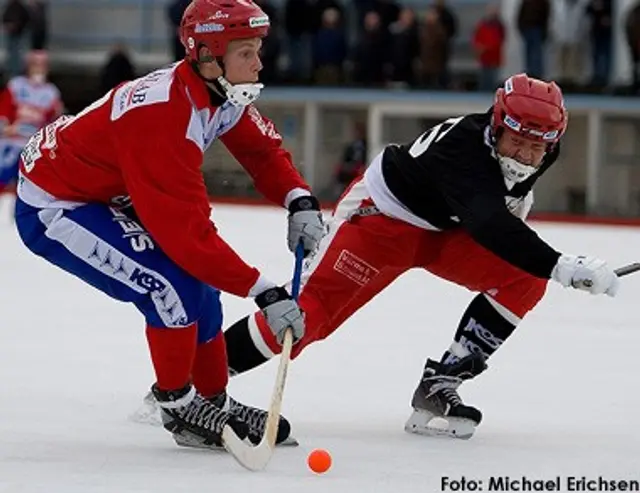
<box><xmin>2</xmin><ymin>0</ymin><xmax>640</xmax><ymax>217</ymax></box>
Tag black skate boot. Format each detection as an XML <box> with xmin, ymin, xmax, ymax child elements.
<box><xmin>152</xmin><ymin>383</ymin><xmax>248</xmax><ymax>449</ymax></box>
<box><xmin>173</xmin><ymin>391</ymin><xmax>297</xmax><ymax>449</ymax></box>
<box><xmin>404</xmin><ymin>352</ymin><xmax>487</xmax><ymax>439</ymax></box>
<box><xmin>217</xmin><ymin>392</ymin><xmax>297</xmax><ymax>447</ymax></box>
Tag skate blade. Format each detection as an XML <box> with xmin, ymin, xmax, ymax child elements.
<box><xmin>174</xmin><ymin>432</ymin><xmax>299</xmax><ymax>450</ymax></box>
<box><xmin>404</xmin><ymin>409</ymin><xmax>477</xmax><ymax>440</ymax></box>
<box><xmin>173</xmin><ymin>431</ymin><xmax>227</xmax><ymax>451</ymax></box>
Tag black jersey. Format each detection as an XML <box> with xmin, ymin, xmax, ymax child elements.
<box><xmin>377</xmin><ymin>109</ymin><xmax>561</xmax><ymax>279</ymax></box>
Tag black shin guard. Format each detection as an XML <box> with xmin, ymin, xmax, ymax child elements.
<box><xmin>441</xmin><ymin>294</ymin><xmax>517</xmax><ymax>365</ymax></box>
<box><xmin>224</xmin><ymin>316</ymin><xmax>270</xmax><ymax>375</ymax></box>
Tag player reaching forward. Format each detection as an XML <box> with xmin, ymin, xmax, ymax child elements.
<box><xmin>14</xmin><ymin>0</ymin><xmax>324</xmax><ymax>451</ymax></box>
<box><xmin>221</xmin><ymin>74</ymin><xmax>620</xmax><ymax>439</ymax></box>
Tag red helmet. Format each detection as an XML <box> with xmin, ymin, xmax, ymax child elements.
<box><xmin>179</xmin><ymin>0</ymin><xmax>270</xmax><ymax>61</ymax></box>
<box><xmin>492</xmin><ymin>73</ymin><xmax>567</xmax><ymax>144</ymax></box>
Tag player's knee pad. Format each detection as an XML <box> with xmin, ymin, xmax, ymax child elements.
<box><xmin>493</xmin><ymin>275</ymin><xmax>548</xmax><ymax>319</ymax></box>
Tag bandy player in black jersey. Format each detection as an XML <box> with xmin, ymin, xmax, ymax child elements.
<box><xmin>224</xmin><ymin>74</ymin><xmax>619</xmax><ymax>439</ymax></box>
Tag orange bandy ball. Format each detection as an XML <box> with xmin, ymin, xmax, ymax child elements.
<box><xmin>307</xmin><ymin>448</ymin><xmax>332</xmax><ymax>474</ymax></box>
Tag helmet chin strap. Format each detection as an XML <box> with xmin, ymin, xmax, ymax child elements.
<box><xmin>215</xmin><ymin>75</ymin><xmax>263</xmax><ymax>107</ymax></box>
<box><xmin>193</xmin><ymin>54</ymin><xmax>263</xmax><ymax>108</ymax></box>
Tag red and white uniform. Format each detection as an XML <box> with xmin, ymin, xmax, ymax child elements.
<box><xmin>0</xmin><ymin>76</ymin><xmax>62</xmax><ymax>181</ymax></box>
<box><xmin>245</xmin><ymin>110</ymin><xmax>558</xmax><ymax>360</ymax></box>
<box><xmin>0</xmin><ymin>75</ymin><xmax>62</xmax><ymax>144</ymax></box>
<box><xmin>17</xmin><ymin>61</ymin><xmax>309</xmax><ymax>297</ymax></box>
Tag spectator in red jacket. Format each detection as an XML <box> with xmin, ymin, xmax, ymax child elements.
<box><xmin>473</xmin><ymin>3</ymin><xmax>506</xmax><ymax>92</ymax></box>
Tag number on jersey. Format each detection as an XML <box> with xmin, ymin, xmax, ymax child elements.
<box><xmin>408</xmin><ymin>117</ymin><xmax>463</xmax><ymax>158</ymax></box>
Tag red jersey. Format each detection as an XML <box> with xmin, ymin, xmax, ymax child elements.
<box><xmin>0</xmin><ymin>75</ymin><xmax>62</xmax><ymax>144</ymax></box>
<box><xmin>18</xmin><ymin>61</ymin><xmax>309</xmax><ymax>297</ymax></box>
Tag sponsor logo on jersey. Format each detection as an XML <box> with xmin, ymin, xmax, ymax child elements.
<box><xmin>20</xmin><ymin>131</ymin><xmax>43</xmax><ymax>172</ymax></box>
<box><xmin>111</xmin><ymin>67</ymin><xmax>173</xmax><ymax>121</ymax></box>
<box><xmin>247</xmin><ymin>105</ymin><xmax>281</xmax><ymax>140</ymax></box>
<box><xmin>333</xmin><ymin>249</ymin><xmax>379</xmax><ymax>286</ymax></box>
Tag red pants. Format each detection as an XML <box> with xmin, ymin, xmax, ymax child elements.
<box><xmin>250</xmin><ymin>178</ymin><xmax>547</xmax><ymax>359</ymax></box>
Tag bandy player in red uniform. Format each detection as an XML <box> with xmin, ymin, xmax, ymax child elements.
<box><xmin>0</xmin><ymin>50</ymin><xmax>62</xmax><ymax>192</ymax></box>
<box><xmin>13</xmin><ymin>0</ymin><xmax>324</xmax><ymax>452</ymax></box>
<box><xmin>222</xmin><ymin>74</ymin><xmax>620</xmax><ymax>439</ymax></box>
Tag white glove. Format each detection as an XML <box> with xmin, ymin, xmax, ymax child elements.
<box><xmin>551</xmin><ymin>254</ymin><xmax>619</xmax><ymax>297</ymax></box>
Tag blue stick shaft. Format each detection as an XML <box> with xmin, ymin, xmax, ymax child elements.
<box><xmin>291</xmin><ymin>242</ymin><xmax>304</xmax><ymax>301</ymax></box>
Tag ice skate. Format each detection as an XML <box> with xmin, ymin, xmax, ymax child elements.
<box><xmin>173</xmin><ymin>391</ymin><xmax>298</xmax><ymax>450</ymax></box>
<box><xmin>152</xmin><ymin>384</ymin><xmax>248</xmax><ymax>449</ymax></box>
<box><xmin>135</xmin><ymin>388</ymin><xmax>297</xmax><ymax>449</ymax></box>
<box><xmin>404</xmin><ymin>352</ymin><xmax>487</xmax><ymax>440</ymax></box>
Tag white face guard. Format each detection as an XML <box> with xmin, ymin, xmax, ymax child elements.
<box><xmin>497</xmin><ymin>155</ymin><xmax>539</xmax><ymax>184</ymax></box>
<box><xmin>217</xmin><ymin>76</ymin><xmax>263</xmax><ymax>107</ymax></box>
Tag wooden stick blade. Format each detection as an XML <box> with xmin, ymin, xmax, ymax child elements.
<box><xmin>222</xmin><ymin>329</ymin><xmax>294</xmax><ymax>471</ymax></box>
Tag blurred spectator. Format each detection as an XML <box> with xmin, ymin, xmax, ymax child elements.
<box><xmin>433</xmin><ymin>0</ymin><xmax>457</xmax><ymax>40</ymax></box>
<box><xmin>312</xmin><ymin>8</ymin><xmax>347</xmax><ymax>85</ymax></box>
<box><xmin>284</xmin><ymin>0</ymin><xmax>315</xmax><ymax>83</ymax></box>
<box><xmin>99</xmin><ymin>43</ymin><xmax>136</xmax><ymax>95</ymax></box>
<box><xmin>2</xmin><ymin>0</ymin><xmax>30</xmax><ymax>79</ymax></box>
<box><xmin>27</xmin><ymin>0</ymin><xmax>47</xmax><ymax>50</ymax></box>
<box><xmin>0</xmin><ymin>50</ymin><xmax>62</xmax><ymax>212</ymax></box>
<box><xmin>472</xmin><ymin>2</ymin><xmax>505</xmax><ymax>92</ymax></box>
<box><xmin>388</xmin><ymin>8</ymin><xmax>419</xmax><ymax>87</ymax></box>
<box><xmin>586</xmin><ymin>0</ymin><xmax>612</xmax><ymax>88</ymax></box>
<box><xmin>311</xmin><ymin>0</ymin><xmax>345</xmax><ymax>32</ymax></box>
<box><xmin>332</xmin><ymin>121</ymin><xmax>367</xmax><ymax>198</ymax></box>
<box><xmin>432</xmin><ymin>0</ymin><xmax>457</xmax><ymax>86</ymax></box>
<box><xmin>353</xmin><ymin>1</ymin><xmax>373</xmax><ymax>24</ymax></box>
<box><xmin>419</xmin><ymin>7</ymin><xmax>448</xmax><ymax>89</ymax></box>
<box><xmin>552</xmin><ymin>0</ymin><xmax>589</xmax><ymax>87</ymax></box>
<box><xmin>371</xmin><ymin>0</ymin><xmax>401</xmax><ymax>30</ymax></box>
<box><xmin>167</xmin><ymin>0</ymin><xmax>191</xmax><ymax>62</ymax></box>
<box><xmin>517</xmin><ymin>0</ymin><xmax>550</xmax><ymax>79</ymax></box>
<box><xmin>625</xmin><ymin>1</ymin><xmax>640</xmax><ymax>93</ymax></box>
<box><xmin>352</xmin><ymin>11</ymin><xmax>389</xmax><ymax>86</ymax></box>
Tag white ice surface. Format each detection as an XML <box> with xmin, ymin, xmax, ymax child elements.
<box><xmin>1</xmin><ymin>199</ymin><xmax>639</xmax><ymax>492</ymax></box>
